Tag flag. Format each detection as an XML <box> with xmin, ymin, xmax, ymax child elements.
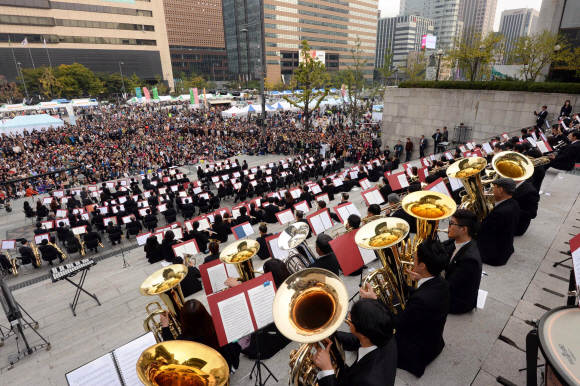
<box><xmin>143</xmin><ymin>87</ymin><xmax>151</xmax><ymax>101</ymax></box>
<box><xmin>152</xmin><ymin>87</ymin><xmax>159</xmax><ymax>100</ymax></box>
<box><xmin>21</xmin><ymin>38</ymin><xmax>28</xmax><ymax>46</ymax></box>
<box><xmin>193</xmin><ymin>88</ymin><xmax>199</xmax><ymax>105</ymax></box>
<box><xmin>8</xmin><ymin>37</ymin><xmax>11</xmax><ymax>47</ymax></box>
<box><xmin>43</xmin><ymin>39</ymin><xmax>47</xmax><ymax>48</ymax></box>
<box><xmin>203</xmin><ymin>88</ymin><xmax>207</xmax><ymax>109</ymax></box>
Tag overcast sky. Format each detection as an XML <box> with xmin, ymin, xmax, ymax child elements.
<box><xmin>378</xmin><ymin>0</ymin><xmax>544</xmax><ymax>31</ymax></box>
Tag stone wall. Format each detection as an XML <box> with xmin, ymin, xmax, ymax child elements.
<box><xmin>380</xmin><ymin>88</ymin><xmax>579</xmax><ymax>159</ymax></box>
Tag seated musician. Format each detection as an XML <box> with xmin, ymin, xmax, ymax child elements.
<box><xmin>75</xmin><ymin>213</ymin><xmax>89</xmax><ymax>228</ymax></box>
<box><xmin>19</xmin><ymin>239</ymin><xmax>39</xmax><ymax>268</ymax></box>
<box><xmin>35</xmin><ymin>222</ymin><xmax>55</xmax><ymax>243</ymax></box>
<box><xmin>171</xmin><ymin>256</ymin><xmax>202</xmax><ymax>297</ymax></box>
<box><xmin>365</xmin><ymin>204</ymin><xmax>381</xmax><ymax>222</ymax></box>
<box><xmin>295</xmin><ymin>211</ymin><xmax>313</xmax><ymax>239</ymax></box>
<box><xmin>263</xmin><ymin>197</ymin><xmax>281</xmax><ymax>224</ymax></box>
<box><xmin>256</xmin><ymin>224</ymin><xmax>273</xmax><ymax>260</ymax></box>
<box><xmin>83</xmin><ymin>225</ymin><xmax>102</xmax><ymax>254</ymax></box>
<box><xmin>144</xmin><ymin>236</ymin><xmax>163</xmax><ymax>264</ymax></box>
<box><xmin>159</xmin><ymin>299</ymin><xmax>241</xmax><ymax>374</ymax></box>
<box><xmin>478</xmin><ymin>178</ymin><xmax>520</xmax><ymax>266</ymax></box>
<box><xmin>56</xmin><ymin>221</ymin><xmax>70</xmax><ymax>242</ymax></box>
<box><xmin>0</xmin><ymin>252</ymin><xmax>11</xmax><ymax>272</ymax></box>
<box><xmin>125</xmin><ymin>215</ymin><xmax>142</xmax><ymax>238</ymax></box>
<box><xmin>317</xmin><ymin>200</ymin><xmax>340</xmax><ymax>223</ymax></box>
<box><xmin>441</xmin><ymin>209</ymin><xmax>482</xmax><ymax>314</ymax></box>
<box><xmin>512</xmin><ymin>176</ymin><xmax>540</xmax><ymax>236</ymax></box>
<box><xmin>66</xmin><ymin>230</ymin><xmax>83</xmax><ymax>253</ymax></box>
<box><xmin>236</xmin><ymin>206</ymin><xmax>252</xmax><ymax>225</ymax></box>
<box><xmin>379</xmin><ymin>178</ymin><xmax>393</xmax><ymax>200</ymax></box>
<box><xmin>547</xmin><ymin>130</ymin><xmax>580</xmax><ymax>171</ymax></box>
<box><xmin>314</xmin><ymin>298</ymin><xmax>398</xmax><ymax>386</ymax></box>
<box><xmin>310</xmin><ymin>234</ymin><xmax>341</xmax><ymax>275</ymax></box>
<box><xmin>106</xmin><ymin>221</ymin><xmax>122</xmax><ymax>245</ymax></box>
<box><xmin>360</xmin><ymin>239</ymin><xmax>450</xmax><ymax>378</ymax></box>
<box><xmin>204</xmin><ymin>241</ymin><xmax>221</xmax><ymax>263</ymax></box>
<box><xmin>38</xmin><ymin>238</ymin><xmax>64</xmax><ymax>265</ymax></box>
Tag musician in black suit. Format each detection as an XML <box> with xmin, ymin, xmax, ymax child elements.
<box><xmin>106</xmin><ymin>221</ymin><xmax>122</xmax><ymax>245</ymax></box>
<box><xmin>441</xmin><ymin>209</ymin><xmax>482</xmax><ymax>314</ymax></box>
<box><xmin>386</xmin><ymin>194</ymin><xmax>417</xmax><ymax>234</ymax></box>
<box><xmin>143</xmin><ymin>209</ymin><xmax>158</xmax><ymax>230</ymax></box>
<box><xmin>379</xmin><ymin>178</ymin><xmax>393</xmax><ymax>199</ymax></box>
<box><xmin>75</xmin><ymin>214</ymin><xmax>89</xmax><ymax>228</ymax></box>
<box><xmin>256</xmin><ymin>224</ymin><xmax>273</xmax><ymax>260</ymax></box>
<box><xmin>513</xmin><ymin>179</ymin><xmax>540</xmax><ymax>236</ymax></box>
<box><xmin>125</xmin><ymin>215</ymin><xmax>142</xmax><ymax>238</ymax></box>
<box><xmin>534</xmin><ymin>105</ymin><xmax>548</xmax><ymax>130</ymax></box>
<box><xmin>114</xmin><ymin>205</ymin><xmax>127</xmax><ymax>225</ymax></box>
<box><xmin>310</xmin><ymin>234</ymin><xmax>341</xmax><ymax>275</ymax></box>
<box><xmin>34</xmin><ymin>222</ymin><xmax>56</xmax><ymax>243</ymax></box>
<box><xmin>55</xmin><ymin>221</ymin><xmax>70</xmax><ymax>242</ymax></box>
<box><xmin>547</xmin><ymin>130</ymin><xmax>580</xmax><ymax>171</ymax></box>
<box><xmin>19</xmin><ymin>239</ymin><xmax>39</xmax><ymax>268</ymax></box>
<box><xmin>171</xmin><ymin>256</ymin><xmax>202</xmax><ymax>297</ymax></box>
<box><xmin>204</xmin><ymin>242</ymin><xmax>220</xmax><ymax>263</ymax></box>
<box><xmin>361</xmin><ymin>239</ymin><xmax>450</xmax><ymax>378</ymax></box>
<box><xmin>295</xmin><ymin>211</ymin><xmax>313</xmax><ymax>239</ymax></box>
<box><xmin>478</xmin><ymin>178</ymin><xmax>520</xmax><ymax>266</ymax></box>
<box><xmin>38</xmin><ymin>239</ymin><xmax>64</xmax><ymax>265</ymax></box>
<box><xmin>263</xmin><ymin>197</ymin><xmax>281</xmax><ymax>223</ymax></box>
<box><xmin>341</xmin><ymin>175</ymin><xmax>355</xmax><ymax>192</ymax></box>
<box><xmin>299</xmin><ymin>185</ymin><xmax>315</xmax><ymax>207</ymax></box>
<box><xmin>190</xmin><ymin>221</ymin><xmax>210</xmax><ymax>253</ymax></box>
<box><xmin>84</xmin><ymin>226</ymin><xmax>102</xmax><ymax>253</ymax></box>
<box><xmin>314</xmin><ymin>299</ymin><xmax>397</xmax><ymax>386</ymax></box>
<box><xmin>236</xmin><ymin>207</ymin><xmax>252</xmax><ymax>225</ymax></box>
<box><xmin>317</xmin><ymin>200</ymin><xmax>340</xmax><ymax>224</ymax></box>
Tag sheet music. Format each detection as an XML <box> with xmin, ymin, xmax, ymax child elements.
<box><xmin>320</xmin><ymin>211</ymin><xmax>332</xmax><ymax>228</ymax></box>
<box><xmin>157</xmin><ymin>204</ymin><xmax>167</xmax><ymax>212</ymax></box>
<box><xmin>113</xmin><ymin>332</ymin><xmax>157</xmax><ymax>386</ymax></box>
<box><xmin>174</xmin><ymin>241</ymin><xmax>198</xmax><ymax>259</ymax></box>
<box><xmin>294</xmin><ymin>201</ymin><xmax>309</xmax><ymax>214</ymax></box>
<box><xmin>358</xmin><ymin>246</ymin><xmax>377</xmax><ymax>265</ymax></box>
<box><xmin>172</xmin><ymin>227</ymin><xmax>183</xmax><ymax>240</ymax></box>
<box><xmin>429</xmin><ymin>181</ymin><xmax>452</xmax><ymax>197</ymax></box>
<box><xmin>536</xmin><ymin>141</ymin><xmax>549</xmax><ymax>153</ymax></box>
<box><xmin>449</xmin><ymin>177</ymin><xmax>463</xmax><ymax>191</ymax></box>
<box><xmin>310</xmin><ymin>215</ymin><xmax>325</xmax><ymax>235</ymax></box>
<box><xmin>81</xmin><ymin>213</ymin><xmax>90</xmax><ymax>220</ymax></box>
<box><xmin>333</xmin><ymin>178</ymin><xmax>343</xmax><ymax>186</ymax></box>
<box><xmin>43</xmin><ymin>197</ymin><xmax>52</xmax><ymax>204</ymax></box>
<box><xmin>58</xmin><ymin>218</ymin><xmax>70</xmax><ymax>226</ymax></box>
<box><xmin>360</xmin><ymin>179</ymin><xmax>371</xmax><ymax>190</ymax></box>
<box><xmin>207</xmin><ymin>264</ymin><xmax>228</xmax><ymax>293</ymax></box>
<box><xmin>247</xmin><ymin>283</ymin><xmax>276</xmax><ymax>329</ymax></box>
<box><xmin>311</xmin><ymin>185</ymin><xmax>322</xmax><ymax>194</ymax></box>
<box><xmin>153</xmin><ymin>232</ymin><xmax>164</xmax><ymax>244</ymax></box>
<box><xmin>372</xmin><ymin>191</ymin><xmax>384</xmax><ymax>205</ymax></box>
<box><xmin>144</xmin><ymin>191</ymin><xmax>152</xmax><ymax>198</ymax></box>
<box><xmin>66</xmin><ymin>354</ymin><xmax>122</xmax><ymax>386</ymax></box>
<box><xmin>242</xmin><ymin>223</ymin><xmax>253</xmax><ymax>236</ymax></box>
<box><xmin>397</xmin><ymin>174</ymin><xmax>409</xmax><ymax>188</ymax></box>
<box><xmin>1</xmin><ymin>240</ymin><xmax>15</xmax><ymax>249</ymax></box>
<box><xmin>217</xmin><ymin>293</ymin><xmax>255</xmax><ymax>343</ymax></box>
<box><xmin>198</xmin><ymin>218</ymin><xmax>211</xmax><ymax>231</ymax></box>
<box><xmin>136</xmin><ymin>233</ymin><xmax>150</xmax><ymax>246</ymax></box>
<box><xmin>278</xmin><ymin>210</ymin><xmax>295</xmax><ymax>224</ymax></box>
<box><xmin>118</xmin><ymin>197</ymin><xmax>127</xmax><ymax>204</ymax></box>
<box><xmin>56</xmin><ymin>209</ymin><xmax>68</xmax><ymax>218</ymax></box>
<box><xmin>34</xmin><ymin>234</ymin><xmax>50</xmax><ymax>244</ymax></box>
<box><xmin>363</xmin><ymin>191</ymin><xmax>379</xmax><ymax>206</ymax></box>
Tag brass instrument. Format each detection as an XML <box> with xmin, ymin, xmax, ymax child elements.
<box><xmin>136</xmin><ymin>341</ymin><xmax>229</xmax><ymax>386</ymax></box>
<box><xmin>402</xmin><ymin>191</ymin><xmax>456</xmax><ymax>246</ymax></box>
<box><xmin>5</xmin><ymin>250</ymin><xmax>19</xmax><ymax>276</ymax></box>
<box><xmin>140</xmin><ymin>264</ymin><xmax>188</xmax><ymax>320</ymax></box>
<box><xmin>183</xmin><ymin>253</ymin><xmax>196</xmax><ymax>266</ymax></box>
<box><xmin>98</xmin><ymin>241</ymin><xmax>105</xmax><ymax>249</ymax></box>
<box><xmin>273</xmin><ymin>268</ymin><xmax>348</xmax><ymax>386</ymax></box>
<box><xmin>30</xmin><ymin>242</ymin><xmax>42</xmax><ymax>267</ymax></box>
<box><xmin>279</xmin><ymin>222</ymin><xmax>315</xmax><ymax>273</ymax></box>
<box><xmin>143</xmin><ymin>301</ymin><xmax>181</xmax><ymax>343</ymax></box>
<box><xmin>355</xmin><ymin>217</ymin><xmax>410</xmax><ymax>313</ymax></box>
<box><xmin>76</xmin><ymin>234</ymin><xmax>86</xmax><ymax>257</ymax></box>
<box><xmin>446</xmin><ymin>157</ymin><xmax>491</xmax><ymax>221</ymax></box>
<box><xmin>219</xmin><ymin>240</ymin><xmax>260</xmax><ymax>282</ymax></box>
<box><xmin>528</xmin><ymin>155</ymin><xmax>551</xmax><ymax>167</ymax></box>
<box><xmin>492</xmin><ymin>151</ymin><xmax>535</xmax><ymax>182</ymax></box>
<box><xmin>48</xmin><ymin>241</ymin><xmax>67</xmax><ymax>260</ymax></box>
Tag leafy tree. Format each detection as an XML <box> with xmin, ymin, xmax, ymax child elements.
<box><xmin>565</xmin><ymin>46</ymin><xmax>580</xmax><ymax>80</ymax></box>
<box><xmin>446</xmin><ymin>29</ymin><xmax>505</xmax><ymax>81</ymax></box>
<box><xmin>376</xmin><ymin>49</ymin><xmax>396</xmax><ymax>84</ymax></box>
<box><xmin>284</xmin><ymin>40</ymin><xmax>330</xmax><ymax>132</ymax></box>
<box><xmin>154</xmin><ymin>74</ymin><xmax>169</xmax><ymax>95</ymax></box>
<box><xmin>509</xmin><ymin>29</ymin><xmax>569</xmax><ymax>82</ymax></box>
<box><xmin>38</xmin><ymin>67</ymin><xmax>63</xmax><ymax>99</ymax></box>
<box><xmin>343</xmin><ymin>37</ymin><xmax>374</xmax><ymax>125</ymax></box>
<box><xmin>404</xmin><ymin>50</ymin><xmax>428</xmax><ymax>81</ymax></box>
<box><xmin>55</xmin><ymin>63</ymin><xmax>105</xmax><ymax>97</ymax></box>
<box><xmin>127</xmin><ymin>73</ymin><xmax>146</xmax><ymax>94</ymax></box>
<box><xmin>18</xmin><ymin>67</ymin><xmax>45</xmax><ymax>96</ymax></box>
<box><xmin>0</xmin><ymin>75</ymin><xmax>22</xmax><ymax>104</ymax></box>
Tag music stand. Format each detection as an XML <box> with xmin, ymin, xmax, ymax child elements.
<box><xmin>348</xmin><ymin>264</ymin><xmax>367</xmax><ymax>304</ymax></box>
<box><xmin>249</xmin><ymin>324</ymin><xmax>278</xmax><ymax>386</ymax></box>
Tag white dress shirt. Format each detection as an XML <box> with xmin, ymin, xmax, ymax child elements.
<box><xmin>318</xmin><ymin>345</ymin><xmax>378</xmax><ymax>379</ymax></box>
<box><xmin>417</xmin><ymin>276</ymin><xmax>434</xmax><ymax>289</ymax></box>
<box><xmin>449</xmin><ymin>240</ymin><xmax>470</xmax><ymax>265</ymax></box>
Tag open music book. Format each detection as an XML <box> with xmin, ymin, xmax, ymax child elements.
<box><xmin>65</xmin><ymin>332</ymin><xmax>157</xmax><ymax>386</ymax></box>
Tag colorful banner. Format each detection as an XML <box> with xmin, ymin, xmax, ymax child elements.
<box><xmin>135</xmin><ymin>87</ymin><xmax>142</xmax><ymax>102</ymax></box>
<box><xmin>190</xmin><ymin>88</ymin><xmax>194</xmax><ymax>105</ymax></box>
<box><xmin>341</xmin><ymin>84</ymin><xmax>345</xmax><ymax>97</ymax></box>
<box><xmin>193</xmin><ymin>88</ymin><xmax>199</xmax><ymax>105</ymax></box>
<box><xmin>143</xmin><ymin>87</ymin><xmax>151</xmax><ymax>102</ymax></box>
<box><xmin>152</xmin><ymin>87</ymin><xmax>159</xmax><ymax>100</ymax></box>
<box><xmin>203</xmin><ymin>88</ymin><xmax>207</xmax><ymax>109</ymax></box>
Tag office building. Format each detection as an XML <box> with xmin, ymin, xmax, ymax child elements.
<box><xmin>375</xmin><ymin>15</ymin><xmax>435</xmax><ymax>69</ymax></box>
<box><xmin>399</xmin><ymin>0</ymin><xmax>462</xmax><ymax>48</ymax></box>
<box><xmin>222</xmin><ymin>0</ymin><xmax>379</xmax><ymax>83</ymax></box>
<box><xmin>498</xmin><ymin>8</ymin><xmax>539</xmax><ymax>65</ymax></box>
<box><xmin>0</xmin><ymin>0</ymin><xmax>174</xmax><ymax>89</ymax></box>
<box><xmin>163</xmin><ymin>0</ymin><xmax>227</xmax><ymax>81</ymax></box>
<box><xmin>457</xmin><ymin>0</ymin><xmax>498</xmax><ymax>35</ymax></box>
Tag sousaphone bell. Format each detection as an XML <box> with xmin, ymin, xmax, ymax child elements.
<box><xmin>219</xmin><ymin>239</ymin><xmax>260</xmax><ymax>282</ymax></box>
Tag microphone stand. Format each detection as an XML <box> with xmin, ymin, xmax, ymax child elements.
<box><xmin>119</xmin><ymin>235</ymin><xmax>131</xmax><ymax>269</ymax></box>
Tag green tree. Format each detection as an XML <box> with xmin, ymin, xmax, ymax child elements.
<box><xmin>0</xmin><ymin>75</ymin><xmax>22</xmax><ymax>104</ymax></box>
<box><xmin>55</xmin><ymin>63</ymin><xmax>105</xmax><ymax>97</ymax></box>
<box><xmin>18</xmin><ymin>67</ymin><xmax>45</xmax><ymax>96</ymax></box>
<box><xmin>509</xmin><ymin>29</ymin><xmax>569</xmax><ymax>82</ymax></box>
<box><xmin>446</xmin><ymin>30</ymin><xmax>505</xmax><ymax>81</ymax></box>
<box><xmin>127</xmin><ymin>73</ymin><xmax>146</xmax><ymax>94</ymax></box>
<box><xmin>404</xmin><ymin>50</ymin><xmax>428</xmax><ymax>81</ymax></box>
<box><xmin>154</xmin><ymin>74</ymin><xmax>169</xmax><ymax>95</ymax></box>
<box><xmin>376</xmin><ymin>49</ymin><xmax>396</xmax><ymax>84</ymax></box>
<box><xmin>343</xmin><ymin>37</ymin><xmax>374</xmax><ymax>125</ymax></box>
<box><xmin>284</xmin><ymin>40</ymin><xmax>330</xmax><ymax>132</ymax></box>
<box><xmin>39</xmin><ymin>67</ymin><xmax>63</xmax><ymax>99</ymax></box>
<box><xmin>565</xmin><ymin>46</ymin><xmax>580</xmax><ymax>80</ymax></box>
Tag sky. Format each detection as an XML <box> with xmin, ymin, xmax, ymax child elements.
<box><xmin>378</xmin><ymin>0</ymin><xmax>544</xmax><ymax>31</ymax></box>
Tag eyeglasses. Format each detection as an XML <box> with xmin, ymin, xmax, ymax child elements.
<box><xmin>344</xmin><ymin>317</ymin><xmax>352</xmax><ymax>325</ymax></box>
<box><xmin>448</xmin><ymin>221</ymin><xmax>465</xmax><ymax>228</ymax></box>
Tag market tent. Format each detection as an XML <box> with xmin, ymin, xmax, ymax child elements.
<box><xmin>0</xmin><ymin>114</ymin><xmax>64</xmax><ymax>135</ymax></box>
<box><xmin>70</xmin><ymin>99</ymin><xmax>98</xmax><ymax>106</ymax></box>
<box><xmin>271</xmin><ymin>91</ymin><xmax>281</xmax><ymax>95</ymax></box>
<box><xmin>221</xmin><ymin>106</ymin><xmax>247</xmax><ymax>118</ymax></box>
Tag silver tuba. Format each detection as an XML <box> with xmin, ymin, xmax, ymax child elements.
<box><xmin>278</xmin><ymin>222</ymin><xmax>315</xmax><ymax>274</ymax></box>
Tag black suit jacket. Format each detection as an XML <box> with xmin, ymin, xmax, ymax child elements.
<box><xmin>191</xmin><ymin>229</ymin><xmax>208</xmax><ymax>252</ymax></box>
<box><xmin>318</xmin><ymin>331</ymin><xmax>397</xmax><ymax>386</ymax></box>
<box><xmin>512</xmin><ymin>181</ymin><xmax>539</xmax><ymax>236</ymax></box>
<box><xmin>442</xmin><ymin>239</ymin><xmax>482</xmax><ymax>314</ymax></box>
<box><xmin>180</xmin><ymin>266</ymin><xmax>203</xmax><ymax>297</ymax></box>
<box><xmin>477</xmin><ymin>198</ymin><xmax>520</xmax><ymax>266</ymax></box>
<box><xmin>391</xmin><ymin>276</ymin><xmax>449</xmax><ymax>377</ymax></box>
<box><xmin>309</xmin><ymin>252</ymin><xmax>341</xmax><ymax>276</ymax></box>
<box><xmin>263</xmin><ymin>204</ymin><xmax>280</xmax><ymax>223</ymax></box>
<box><xmin>390</xmin><ymin>208</ymin><xmax>417</xmax><ymax>234</ymax></box>
<box><xmin>341</xmin><ymin>180</ymin><xmax>354</xmax><ymax>192</ymax></box>
<box><xmin>256</xmin><ymin>233</ymin><xmax>273</xmax><ymax>260</ymax></box>
<box><xmin>550</xmin><ymin>141</ymin><xmax>580</xmax><ymax>171</ymax></box>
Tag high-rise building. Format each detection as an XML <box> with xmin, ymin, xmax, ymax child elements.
<box><xmin>222</xmin><ymin>0</ymin><xmax>379</xmax><ymax>83</ymax></box>
<box><xmin>457</xmin><ymin>0</ymin><xmax>498</xmax><ymax>35</ymax></box>
<box><xmin>498</xmin><ymin>8</ymin><xmax>539</xmax><ymax>65</ymax></box>
<box><xmin>163</xmin><ymin>0</ymin><xmax>227</xmax><ymax>81</ymax></box>
<box><xmin>375</xmin><ymin>15</ymin><xmax>435</xmax><ymax>69</ymax></box>
<box><xmin>0</xmin><ymin>0</ymin><xmax>174</xmax><ymax>88</ymax></box>
<box><xmin>399</xmin><ymin>0</ymin><xmax>462</xmax><ymax>48</ymax></box>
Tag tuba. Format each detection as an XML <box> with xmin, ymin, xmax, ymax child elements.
<box><xmin>278</xmin><ymin>222</ymin><xmax>315</xmax><ymax>274</ymax></box>
<box><xmin>492</xmin><ymin>151</ymin><xmax>535</xmax><ymax>181</ymax></box>
<box><xmin>140</xmin><ymin>264</ymin><xmax>188</xmax><ymax>322</ymax></box>
<box><xmin>136</xmin><ymin>341</ymin><xmax>229</xmax><ymax>386</ymax></box>
<box><xmin>219</xmin><ymin>239</ymin><xmax>260</xmax><ymax>282</ymax></box>
<box><xmin>355</xmin><ymin>217</ymin><xmax>410</xmax><ymax>313</ymax></box>
<box><xmin>446</xmin><ymin>156</ymin><xmax>491</xmax><ymax>221</ymax></box>
<box><xmin>273</xmin><ymin>268</ymin><xmax>348</xmax><ymax>386</ymax></box>
<box><xmin>143</xmin><ymin>301</ymin><xmax>181</xmax><ymax>343</ymax></box>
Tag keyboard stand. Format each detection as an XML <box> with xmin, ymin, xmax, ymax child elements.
<box><xmin>65</xmin><ymin>270</ymin><xmax>100</xmax><ymax>316</ymax></box>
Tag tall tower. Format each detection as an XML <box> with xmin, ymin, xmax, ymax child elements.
<box><xmin>457</xmin><ymin>0</ymin><xmax>498</xmax><ymax>35</ymax></box>
<box><xmin>498</xmin><ymin>8</ymin><xmax>539</xmax><ymax>65</ymax></box>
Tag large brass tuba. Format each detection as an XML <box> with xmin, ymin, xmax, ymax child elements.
<box><xmin>278</xmin><ymin>222</ymin><xmax>315</xmax><ymax>274</ymax></box>
<box><xmin>219</xmin><ymin>240</ymin><xmax>260</xmax><ymax>282</ymax></box>
<box><xmin>273</xmin><ymin>268</ymin><xmax>349</xmax><ymax>386</ymax></box>
<box><xmin>140</xmin><ymin>264</ymin><xmax>188</xmax><ymax>328</ymax></box>
<box><xmin>355</xmin><ymin>217</ymin><xmax>410</xmax><ymax>313</ymax></box>
<box><xmin>136</xmin><ymin>341</ymin><xmax>230</xmax><ymax>386</ymax></box>
<box><xmin>446</xmin><ymin>157</ymin><xmax>491</xmax><ymax>221</ymax></box>
<box><xmin>492</xmin><ymin>151</ymin><xmax>535</xmax><ymax>182</ymax></box>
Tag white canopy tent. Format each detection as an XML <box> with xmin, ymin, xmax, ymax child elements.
<box><xmin>0</xmin><ymin>115</ymin><xmax>64</xmax><ymax>135</ymax></box>
<box><xmin>221</xmin><ymin>106</ymin><xmax>247</xmax><ymax>118</ymax></box>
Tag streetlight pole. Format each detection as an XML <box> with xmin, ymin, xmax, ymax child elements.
<box><xmin>436</xmin><ymin>49</ymin><xmax>443</xmax><ymax>81</ymax></box>
<box><xmin>17</xmin><ymin>62</ymin><xmax>29</xmax><ymax>102</ymax></box>
<box><xmin>260</xmin><ymin>0</ymin><xmax>266</xmax><ymax>137</ymax></box>
<box><xmin>241</xmin><ymin>29</ymin><xmax>250</xmax><ymax>88</ymax></box>
<box><xmin>119</xmin><ymin>61</ymin><xmax>125</xmax><ymax>97</ymax></box>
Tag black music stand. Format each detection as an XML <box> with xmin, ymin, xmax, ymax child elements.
<box><xmin>249</xmin><ymin>324</ymin><xmax>278</xmax><ymax>386</ymax></box>
<box><xmin>348</xmin><ymin>264</ymin><xmax>367</xmax><ymax>304</ymax></box>
<box><xmin>65</xmin><ymin>268</ymin><xmax>101</xmax><ymax>316</ymax></box>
